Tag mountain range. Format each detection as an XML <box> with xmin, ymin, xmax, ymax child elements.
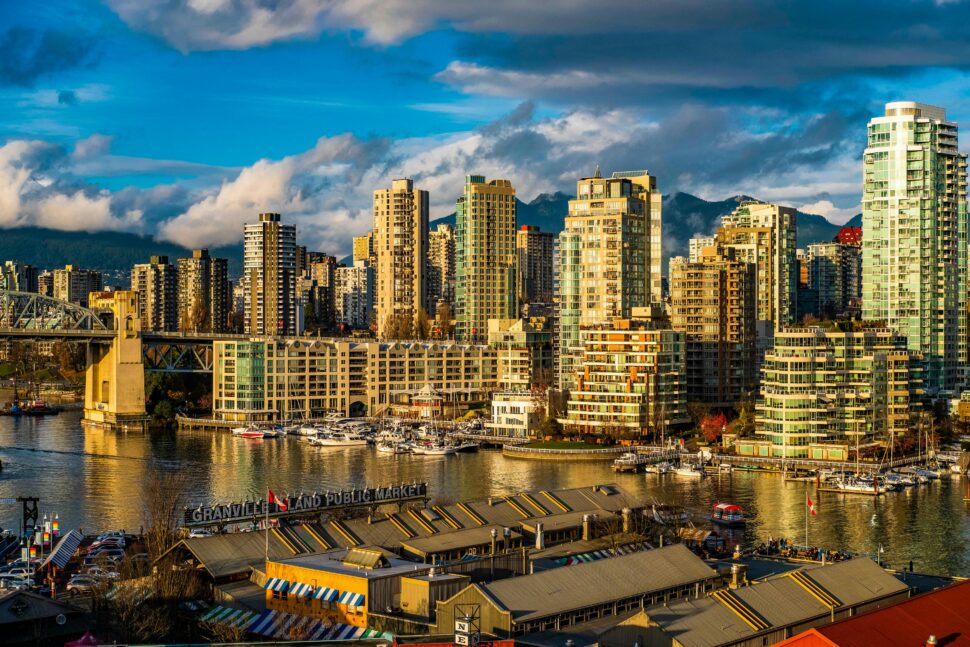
<box><xmin>0</xmin><ymin>192</ymin><xmax>858</xmax><ymax>277</ymax></box>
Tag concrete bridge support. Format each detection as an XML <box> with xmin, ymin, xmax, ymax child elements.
<box><xmin>82</xmin><ymin>291</ymin><xmax>148</xmax><ymax>432</ymax></box>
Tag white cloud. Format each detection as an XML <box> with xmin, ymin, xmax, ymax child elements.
<box><xmin>795</xmin><ymin>199</ymin><xmax>860</xmax><ymax>224</ymax></box>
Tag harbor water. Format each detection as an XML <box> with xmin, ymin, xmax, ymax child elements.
<box><xmin>1</xmin><ymin>412</ymin><xmax>968</xmax><ymax>576</ymax></box>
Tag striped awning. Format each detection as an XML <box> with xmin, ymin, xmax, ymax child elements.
<box><xmin>199</xmin><ymin>605</ymin><xmax>259</xmax><ymax>628</ymax></box>
<box><xmin>41</xmin><ymin>529</ymin><xmax>83</xmax><ymax>570</ymax></box>
<box><xmin>263</xmin><ymin>577</ymin><xmax>290</xmax><ymax>592</ymax></box>
<box><xmin>288</xmin><ymin>581</ymin><xmax>314</xmax><ymax>597</ymax></box>
<box><xmin>337</xmin><ymin>591</ymin><xmax>365</xmax><ymax>607</ymax></box>
<box><xmin>248</xmin><ymin>610</ymin><xmax>391</xmax><ymax>641</ymax></box>
<box><xmin>559</xmin><ymin>545</ymin><xmax>638</xmax><ymax>566</ymax></box>
<box><xmin>313</xmin><ymin>586</ymin><xmax>340</xmax><ymax>602</ymax></box>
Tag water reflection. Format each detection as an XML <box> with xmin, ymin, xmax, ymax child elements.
<box><xmin>0</xmin><ymin>412</ymin><xmax>968</xmax><ymax>575</ymax></box>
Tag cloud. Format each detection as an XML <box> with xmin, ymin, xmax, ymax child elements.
<box><xmin>0</xmin><ymin>27</ymin><xmax>98</xmax><ymax>87</ymax></box>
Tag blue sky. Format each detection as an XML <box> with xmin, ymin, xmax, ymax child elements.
<box><xmin>1</xmin><ymin>0</ymin><xmax>969</xmax><ymax>254</ymax></box>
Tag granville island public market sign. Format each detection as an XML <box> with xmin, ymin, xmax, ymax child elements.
<box><xmin>183</xmin><ymin>483</ymin><xmax>429</xmax><ymax>526</ymax></box>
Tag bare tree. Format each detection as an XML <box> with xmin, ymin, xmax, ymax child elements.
<box><xmin>143</xmin><ymin>470</ymin><xmax>188</xmax><ymax>560</ymax></box>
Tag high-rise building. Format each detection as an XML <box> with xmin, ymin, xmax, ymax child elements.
<box><xmin>455</xmin><ymin>175</ymin><xmax>518</xmax><ymax>341</ymax></box>
<box><xmin>295</xmin><ymin>245</ymin><xmax>308</xmax><ymax>277</ymax></box>
<box><xmin>306</xmin><ymin>256</ymin><xmax>338</xmax><ymax>331</ymax></box>
<box><xmin>53</xmin><ymin>265</ymin><xmax>103</xmax><ymax>308</ymax></box>
<box><xmin>373</xmin><ymin>179</ymin><xmax>429</xmax><ymax>339</ymax></box>
<box><xmin>334</xmin><ymin>261</ymin><xmax>374</xmax><ymax>330</ymax></box>
<box><xmin>862</xmin><ymin>101</ymin><xmax>968</xmax><ymax>392</ymax></box>
<box><xmin>0</xmin><ymin>261</ymin><xmax>38</xmax><ymax>293</ymax></box>
<box><xmin>353</xmin><ymin>232</ymin><xmax>374</xmax><ymax>264</ymax></box>
<box><xmin>37</xmin><ymin>271</ymin><xmax>53</xmax><ymax>297</ymax></box>
<box><xmin>177</xmin><ymin>249</ymin><xmax>231</xmax><ymax>333</ymax></box>
<box><xmin>804</xmin><ymin>242</ymin><xmax>862</xmax><ymax>320</ymax></box>
<box><xmin>243</xmin><ymin>212</ymin><xmax>298</xmax><ymax>336</ymax></box>
<box><xmin>557</xmin><ymin>168</ymin><xmax>663</xmax><ymax>390</ymax></box>
<box><xmin>487</xmin><ymin>317</ymin><xmax>553</xmax><ymax>392</ymax></box>
<box><xmin>716</xmin><ymin>200</ymin><xmax>797</xmax><ymax>351</ymax></box>
<box><xmin>131</xmin><ymin>255</ymin><xmax>178</xmax><ymax>332</ymax></box>
<box><xmin>669</xmin><ymin>249</ymin><xmax>757</xmax><ymax>406</ymax></box>
<box><xmin>688</xmin><ymin>235</ymin><xmax>716</xmax><ymax>263</ymax></box>
<box><xmin>516</xmin><ymin>225</ymin><xmax>555</xmax><ymax>304</ymax></box>
<box><xmin>428</xmin><ymin>223</ymin><xmax>456</xmax><ymax>316</ymax></box>
<box><xmin>750</xmin><ymin>326</ymin><xmax>923</xmax><ymax>458</ymax></box>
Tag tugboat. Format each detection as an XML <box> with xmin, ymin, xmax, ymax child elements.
<box><xmin>710</xmin><ymin>503</ymin><xmax>745</xmax><ymax>527</ymax></box>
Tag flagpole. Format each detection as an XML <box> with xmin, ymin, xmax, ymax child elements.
<box><xmin>265</xmin><ymin>489</ymin><xmax>269</xmax><ymax>562</ymax></box>
<box><xmin>805</xmin><ymin>493</ymin><xmax>808</xmax><ymax>547</ymax></box>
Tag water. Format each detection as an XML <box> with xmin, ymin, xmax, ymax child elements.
<box><xmin>1</xmin><ymin>412</ymin><xmax>969</xmax><ymax>576</ymax></box>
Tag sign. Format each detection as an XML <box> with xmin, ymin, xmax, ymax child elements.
<box><xmin>455</xmin><ymin>621</ymin><xmax>470</xmax><ymax>634</ymax></box>
<box><xmin>183</xmin><ymin>483</ymin><xmax>429</xmax><ymax>527</ymax></box>
<box><xmin>455</xmin><ymin>634</ymin><xmax>479</xmax><ymax>646</ymax></box>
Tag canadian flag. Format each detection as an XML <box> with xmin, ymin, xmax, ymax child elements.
<box><xmin>268</xmin><ymin>490</ymin><xmax>288</xmax><ymax>512</ymax></box>
<box><xmin>807</xmin><ymin>494</ymin><xmax>817</xmax><ymax>516</ymax></box>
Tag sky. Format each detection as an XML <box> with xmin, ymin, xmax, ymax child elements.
<box><xmin>1</xmin><ymin>0</ymin><xmax>969</xmax><ymax>256</ymax></box>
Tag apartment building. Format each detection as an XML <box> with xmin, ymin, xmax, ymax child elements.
<box><xmin>53</xmin><ymin>265</ymin><xmax>103</xmax><ymax>308</ymax></box>
<box><xmin>244</xmin><ymin>212</ymin><xmax>298</xmax><ymax>336</ymax></box>
<box><xmin>177</xmin><ymin>249</ymin><xmax>231</xmax><ymax>333</ymax></box>
<box><xmin>334</xmin><ymin>261</ymin><xmax>374</xmax><ymax>330</ymax></box>
<box><xmin>516</xmin><ymin>225</ymin><xmax>555</xmax><ymax>304</ymax></box>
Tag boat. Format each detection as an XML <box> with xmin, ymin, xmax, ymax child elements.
<box><xmin>310</xmin><ymin>431</ymin><xmax>369</xmax><ymax>447</ymax></box>
<box><xmin>835</xmin><ymin>477</ymin><xmax>891</xmax><ymax>494</ymax></box>
<box><xmin>613</xmin><ymin>452</ymin><xmax>646</xmax><ymax>472</ymax></box>
<box><xmin>231</xmin><ymin>425</ymin><xmax>264</xmax><ymax>438</ymax></box>
<box><xmin>262</xmin><ymin>428</ymin><xmax>285</xmax><ymax>438</ymax></box>
<box><xmin>419</xmin><ymin>444</ymin><xmax>456</xmax><ymax>456</ymax></box>
<box><xmin>644</xmin><ymin>461</ymin><xmax>673</xmax><ymax>475</ymax></box>
<box><xmin>376</xmin><ymin>442</ymin><xmax>410</xmax><ymax>454</ymax></box>
<box><xmin>282</xmin><ymin>424</ymin><xmax>301</xmax><ymax>435</ymax></box>
<box><xmin>1</xmin><ymin>400</ymin><xmax>61</xmax><ymax>416</ymax></box>
<box><xmin>453</xmin><ymin>441</ymin><xmax>480</xmax><ymax>453</ymax></box>
<box><xmin>651</xmin><ymin>503</ymin><xmax>689</xmax><ymax>526</ymax></box>
<box><xmin>674</xmin><ymin>463</ymin><xmax>706</xmax><ymax>478</ymax></box>
<box><xmin>296</xmin><ymin>425</ymin><xmax>320</xmax><ymax>436</ymax></box>
<box><xmin>710</xmin><ymin>503</ymin><xmax>745</xmax><ymax>527</ymax></box>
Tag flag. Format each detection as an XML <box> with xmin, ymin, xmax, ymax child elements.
<box><xmin>268</xmin><ymin>490</ymin><xmax>287</xmax><ymax>512</ymax></box>
<box><xmin>806</xmin><ymin>495</ymin><xmax>817</xmax><ymax>516</ymax></box>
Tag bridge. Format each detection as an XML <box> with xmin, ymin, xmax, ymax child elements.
<box><xmin>0</xmin><ymin>289</ymin><xmax>242</xmax><ymax>431</ymax></box>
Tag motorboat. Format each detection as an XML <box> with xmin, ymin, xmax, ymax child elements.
<box><xmin>674</xmin><ymin>463</ymin><xmax>706</xmax><ymax>478</ymax></box>
<box><xmin>419</xmin><ymin>444</ymin><xmax>456</xmax><ymax>456</ymax></box>
<box><xmin>453</xmin><ymin>442</ymin><xmax>480</xmax><ymax>453</ymax></box>
<box><xmin>282</xmin><ymin>424</ymin><xmax>301</xmax><ymax>435</ymax></box>
<box><xmin>644</xmin><ymin>461</ymin><xmax>674</xmax><ymax>475</ymax></box>
<box><xmin>710</xmin><ymin>503</ymin><xmax>745</xmax><ymax>527</ymax></box>
<box><xmin>262</xmin><ymin>428</ymin><xmax>285</xmax><ymax>438</ymax></box>
<box><xmin>651</xmin><ymin>503</ymin><xmax>689</xmax><ymax>526</ymax></box>
<box><xmin>376</xmin><ymin>441</ymin><xmax>409</xmax><ymax>454</ymax></box>
<box><xmin>310</xmin><ymin>431</ymin><xmax>369</xmax><ymax>447</ymax></box>
<box><xmin>296</xmin><ymin>425</ymin><xmax>320</xmax><ymax>436</ymax></box>
<box><xmin>835</xmin><ymin>477</ymin><xmax>891</xmax><ymax>494</ymax></box>
<box><xmin>231</xmin><ymin>425</ymin><xmax>264</xmax><ymax>438</ymax></box>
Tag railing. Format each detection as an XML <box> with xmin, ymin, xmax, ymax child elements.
<box><xmin>503</xmin><ymin>444</ymin><xmax>650</xmax><ymax>456</ymax></box>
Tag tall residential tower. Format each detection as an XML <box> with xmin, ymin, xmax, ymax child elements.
<box><xmin>243</xmin><ymin>213</ymin><xmax>298</xmax><ymax>336</ymax></box>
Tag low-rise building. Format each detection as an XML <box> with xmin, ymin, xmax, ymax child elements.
<box><xmin>488</xmin><ymin>317</ymin><xmax>553</xmax><ymax>391</ymax></box>
<box><xmin>749</xmin><ymin>326</ymin><xmax>923</xmax><ymax>458</ymax></box>
<box><xmin>486</xmin><ymin>391</ymin><xmax>540</xmax><ymax>439</ymax></box>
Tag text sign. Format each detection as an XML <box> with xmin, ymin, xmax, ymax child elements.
<box><xmin>183</xmin><ymin>483</ymin><xmax>428</xmax><ymax>527</ymax></box>
<box><xmin>455</xmin><ymin>621</ymin><xmax>470</xmax><ymax>634</ymax></box>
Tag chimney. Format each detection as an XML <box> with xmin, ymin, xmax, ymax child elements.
<box><xmin>490</xmin><ymin>528</ymin><xmax>498</xmax><ymax>555</ymax></box>
<box><xmin>535</xmin><ymin>523</ymin><xmax>545</xmax><ymax>550</ymax></box>
<box><xmin>730</xmin><ymin>564</ymin><xmax>748</xmax><ymax>589</ymax></box>
<box><xmin>622</xmin><ymin>507</ymin><xmax>632</xmax><ymax>534</ymax></box>
<box><xmin>927</xmin><ymin>637</ymin><xmax>938</xmax><ymax>647</ymax></box>
<box><xmin>582</xmin><ymin>514</ymin><xmax>591</xmax><ymax>541</ymax></box>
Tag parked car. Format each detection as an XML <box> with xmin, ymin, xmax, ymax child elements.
<box><xmin>66</xmin><ymin>575</ymin><xmax>98</xmax><ymax>594</ymax></box>
<box><xmin>89</xmin><ymin>539</ymin><xmax>125</xmax><ymax>551</ymax></box>
<box><xmin>187</xmin><ymin>528</ymin><xmax>212</xmax><ymax>538</ymax></box>
<box><xmin>85</xmin><ymin>566</ymin><xmax>119</xmax><ymax>580</ymax></box>
<box><xmin>0</xmin><ymin>577</ymin><xmax>31</xmax><ymax>590</ymax></box>
<box><xmin>83</xmin><ymin>549</ymin><xmax>125</xmax><ymax>566</ymax></box>
<box><xmin>4</xmin><ymin>567</ymin><xmax>34</xmax><ymax>579</ymax></box>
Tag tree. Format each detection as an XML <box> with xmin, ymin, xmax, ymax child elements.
<box><xmin>415</xmin><ymin>307</ymin><xmax>432</xmax><ymax>340</ymax></box>
<box><xmin>701</xmin><ymin>412</ymin><xmax>728</xmax><ymax>444</ymax></box>
<box><xmin>731</xmin><ymin>398</ymin><xmax>756</xmax><ymax>438</ymax></box>
<box><xmin>434</xmin><ymin>302</ymin><xmax>455</xmax><ymax>339</ymax></box>
<box><xmin>536</xmin><ymin>416</ymin><xmax>563</xmax><ymax>439</ymax></box>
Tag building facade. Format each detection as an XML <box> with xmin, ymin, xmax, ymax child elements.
<box><xmin>487</xmin><ymin>317</ymin><xmax>553</xmax><ymax>392</ymax></box>
<box><xmin>427</xmin><ymin>223</ymin><xmax>455</xmax><ymax>316</ymax></box>
<box><xmin>0</xmin><ymin>261</ymin><xmax>38</xmax><ymax>293</ymax></box>
<box><xmin>373</xmin><ymin>179</ymin><xmax>429</xmax><ymax>339</ymax></box>
<box><xmin>557</xmin><ymin>169</ymin><xmax>663</xmax><ymax>390</ymax></box>
<box><xmin>669</xmin><ymin>250</ymin><xmax>757</xmax><ymax>406</ymax></box>
<box><xmin>334</xmin><ymin>261</ymin><xmax>374</xmax><ymax>330</ymax></box>
<box><xmin>751</xmin><ymin>326</ymin><xmax>923</xmax><ymax>458</ymax></box>
<box><xmin>177</xmin><ymin>249</ymin><xmax>231</xmax><ymax>333</ymax></box>
<box><xmin>131</xmin><ymin>255</ymin><xmax>177</xmax><ymax>332</ymax></box>
<box><xmin>516</xmin><ymin>225</ymin><xmax>555</xmax><ymax>305</ymax></box>
<box><xmin>862</xmin><ymin>101</ymin><xmax>968</xmax><ymax>393</ymax></box>
<box><xmin>561</xmin><ymin>317</ymin><xmax>689</xmax><ymax>439</ymax></box>
<box><xmin>305</xmin><ymin>256</ymin><xmax>338</xmax><ymax>332</ymax></box>
<box><xmin>455</xmin><ymin>175</ymin><xmax>517</xmax><ymax>341</ymax></box>
<box><xmin>804</xmin><ymin>242</ymin><xmax>862</xmax><ymax>320</ymax></box>
<box><xmin>244</xmin><ymin>212</ymin><xmax>298</xmax><ymax>336</ymax></box>
<box><xmin>52</xmin><ymin>265</ymin><xmax>103</xmax><ymax>308</ymax></box>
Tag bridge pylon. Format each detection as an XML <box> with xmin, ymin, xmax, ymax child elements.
<box><xmin>82</xmin><ymin>291</ymin><xmax>148</xmax><ymax>432</ymax></box>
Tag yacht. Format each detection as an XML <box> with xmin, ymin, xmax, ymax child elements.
<box><xmin>376</xmin><ymin>441</ymin><xmax>410</xmax><ymax>455</ymax></box>
<box><xmin>262</xmin><ymin>428</ymin><xmax>285</xmax><ymax>438</ymax></box>
<box><xmin>296</xmin><ymin>425</ymin><xmax>320</xmax><ymax>436</ymax></box>
<box><xmin>231</xmin><ymin>425</ymin><xmax>264</xmax><ymax>438</ymax></box>
<box><xmin>418</xmin><ymin>443</ymin><xmax>456</xmax><ymax>456</ymax></box>
<box><xmin>836</xmin><ymin>477</ymin><xmax>891</xmax><ymax>494</ymax></box>
<box><xmin>310</xmin><ymin>431</ymin><xmax>369</xmax><ymax>447</ymax></box>
<box><xmin>674</xmin><ymin>463</ymin><xmax>706</xmax><ymax>478</ymax></box>
<box><xmin>651</xmin><ymin>502</ymin><xmax>689</xmax><ymax>526</ymax></box>
<box><xmin>453</xmin><ymin>441</ymin><xmax>480</xmax><ymax>453</ymax></box>
<box><xmin>644</xmin><ymin>461</ymin><xmax>674</xmax><ymax>475</ymax></box>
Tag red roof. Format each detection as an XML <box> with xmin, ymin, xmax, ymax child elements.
<box><xmin>781</xmin><ymin>579</ymin><xmax>970</xmax><ymax>646</ymax></box>
<box><xmin>835</xmin><ymin>226</ymin><xmax>862</xmax><ymax>246</ymax></box>
<box><xmin>713</xmin><ymin>503</ymin><xmax>742</xmax><ymax>511</ymax></box>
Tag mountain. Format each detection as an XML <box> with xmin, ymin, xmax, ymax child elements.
<box><xmin>0</xmin><ymin>227</ymin><xmax>243</xmax><ymax>278</ymax></box>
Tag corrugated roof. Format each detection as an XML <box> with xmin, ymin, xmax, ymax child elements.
<box><xmin>163</xmin><ymin>532</ymin><xmax>315</xmax><ymax>579</ymax></box>
<box><xmin>402</xmin><ymin>525</ymin><xmax>520</xmax><ymax>556</ymax></box>
<box><xmin>480</xmin><ymin>544</ymin><xmax>716</xmax><ymax>624</ymax></box>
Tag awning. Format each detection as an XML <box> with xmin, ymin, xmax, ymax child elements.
<box><xmin>249</xmin><ymin>610</ymin><xmax>392</xmax><ymax>641</ymax></box>
<box><xmin>288</xmin><ymin>581</ymin><xmax>314</xmax><ymax>597</ymax></box>
<box><xmin>337</xmin><ymin>591</ymin><xmax>365</xmax><ymax>606</ymax></box>
<box><xmin>199</xmin><ymin>605</ymin><xmax>259</xmax><ymax>628</ymax></box>
<box><xmin>41</xmin><ymin>529</ymin><xmax>83</xmax><ymax>570</ymax></box>
<box><xmin>263</xmin><ymin>577</ymin><xmax>290</xmax><ymax>592</ymax></box>
<box><xmin>313</xmin><ymin>586</ymin><xmax>340</xmax><ymax>602</ymax></box>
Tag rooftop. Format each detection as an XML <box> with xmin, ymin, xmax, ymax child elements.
<box><xmin>274</xmin><ymin>548</ymin><xmax>427</xmax><ymax>578</ymax></box>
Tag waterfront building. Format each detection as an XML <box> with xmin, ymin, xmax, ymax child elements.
<box><xmin>516</xmin><ymin>225</ymin><xmax>555</xmax><ymax>304</ymax></box>
<box><xmin>0</xmin><ymin>261</ymin><xmax>38</xmax><ymax>293</ymax></box>
<box><xmin>334</xmin><ymin>261</ymin><xmax>374</xmax><ymax>330</ymax></box>
<box><xmin>131</xmin><ymin>255</ymin><xmax>177</xmax><ymax>332</ymax></box>
<box><xmin>862</xmin><ymin>101</ymin><xmax>968</xmax><ymax>393</ymax></box>
<box><xmin>177</xmin><ymin>249</ymin><xmax>231</xmax><ymax>333</ymax></box>
<box><xmin>374</xmin><ymin>179</ymin><xmax>429</xmax><ymax>338</ymax></box>
<box><xmin>52</xmin><ymin>265</ymin><xmax>103</xmax><ymax>308</ymax></box>
<box><xmin>244</xmin><ymin>212</ymin><xmax>298</xmax><ymax>336</ymax></box>
<box><xmin>213</xmin><ymin>338</ymin><xmax>498</xmax><ymax>420</ymax></box>
<box><xmin>749</xmin><ymin>325</ymin><xmax>923</xmax><ymax>458</ymax></box>
<box><xmin>427</xmin><ymin>223</ymin><xmax>455</xmax><ymax>316</ymax></box>
<box><xmin>557</xmin><ymin>169</ymin><xmax>663</xmax><ymax>390</ymax></box>
<box><xmin>669</xmin><ymin>248</ymin><xmax>757</xmax><ymax>406</ymax></box>
<box><xmin>487</xmin><ymin>317</ymin><xmax>553</xmax><ymax>392</ymax></box>
<box><xmin>562</xmin><ymin>315</ymin><xmax>689</xmax><ymax>439</ymax></box>
<box><xmin>486</xmin><ymin>391</ymin><xmax>541</xmax><ymax>439</ymax></box>
<box><xmin>804</xmin><ymin>242</ymin><xmax>862</xmax><ymax>320</ymax></box>
<box><xmin>455</xmin><ymin>175</ymin><xmax>517</xmax><ymax>341</ymax></box>
<box><xmin>716</xmin><ymin>200</ymin><xmax>798</xmax><ymax>353</ymax></box>
<box><xmin>688</xmin><ymin>235</ymin><xmax>716</xmax><ymax>263</ymax></box>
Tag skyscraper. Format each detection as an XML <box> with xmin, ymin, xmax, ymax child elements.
<box><xmin>53</xmin><ymin>265</ymin><xmax>102</xmax><ymax>308</ymax></box>
<box><xmin>132</xmin><ymin>255</ymin><xmax>178</xmax><ymax>332</ymax></box>
<box><xmin>804</xmin><ymin>242</ymin><xmax>862</xmax><ymax>320</ymax></box>
<box><xmin>516</xmin><ymin>225</ymin><xmax>555</xmax><ymax>305</ymax></box>
<box><xmin>177</xmin><ymin>249</ymin><xmax>231</xmax><ymax>333</ymax></box>
<box><xmin>428</xmin><ymin>223</ymin><xmax>455</xmax><ymax>316</ymax></box>
<box><xmin>557</xmin><ymin>168</ymin><xmax>663</xmax><ymax>390</ymax></box>
<box><xmin>243</xmin><ymin>212</ymin><xmax>298</xmax><ymax>336</ymax></box>
<box><xmin>373</xmin><ymin>179</ymin><xmax>429</xmax><ymax>338</ymax></box>
<box><xmin>455</xmin><ymin>175</ymin><xmax>518</xmax><ymax>341</ymax></box>
<box><xmin>353</xmin><ymin>232</ymin><xmax>374</xmax><ymax>264</ymax></box>
<box><xmin>334</xmin><ymin>261</ymin><xmax>374</xmax><ymax>330</ymax></box>
<box><xmin>862</xmin><ymin>101</ymin><xmax>968</xmax><ymax>392</ymax></box>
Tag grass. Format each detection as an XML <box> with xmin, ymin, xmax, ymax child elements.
<box><xmin>0</xmin><ymin>364</ymin><xmax>15</xmax><ymax>378</ymax></box>
<box><xmin>523</xmin><ymin>440</ymin><xmax>604</xmax><ymax>450</ymax></box>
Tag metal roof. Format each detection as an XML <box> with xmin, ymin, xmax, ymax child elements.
<box><xmin>479</xmin><ymin>544</ymin><xmax>716</xmax><ymax>624</ymax></box>
<box><xmin>401</xmin><ymin>525</ymin><xmax>521</xmax><ymax>556</ymax></box>
<box><xmin>161</xmin><ymin>531</ymin><xmax>316</xmax><ymax>579</ymax></box>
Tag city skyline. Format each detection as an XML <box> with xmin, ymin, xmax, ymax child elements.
<box><xmin>3</xmin><ymin>2</ymin><xmax>970</xmax><ymax>257</ymax></box>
